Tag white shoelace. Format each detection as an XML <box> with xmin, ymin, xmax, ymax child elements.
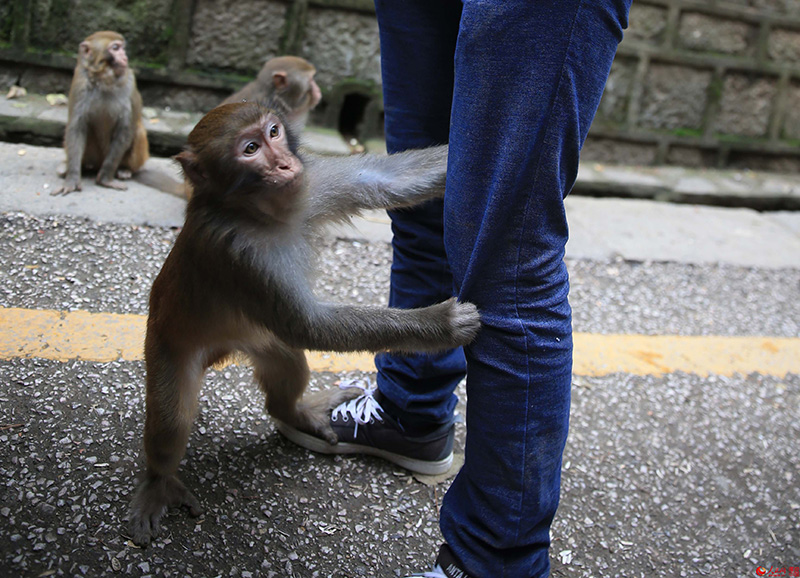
<box><xmin>332</xmin><ymin>379</ymin><xmax>384</xmax><ymax>438</ymax></box>
<box><xmin>408</xmin><ymin>566</ymin><xmax>447</xmax><ymax>578</ymax></box>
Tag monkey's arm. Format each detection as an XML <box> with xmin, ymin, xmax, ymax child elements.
<box><xmin>53</xmin><ymin>116</ymin><xmax>88</xmax><ymax>196</ymax></box>
<box><xmin>302</xmin><ymin>145</ymin><xmax>448</xmax><ymax>225</ymax></box>
<box><xmin>252</xmin><ymin>269</ymin><xmax>479</xmax><ymax>354</ymax></box>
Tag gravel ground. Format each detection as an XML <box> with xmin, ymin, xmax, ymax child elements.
<box><xmin>1</xmin><ymin>210</ymin><xmax>799</xmax><ymax>577</ymax></box>
<box><xmin>2</xmin><ymin>212</ymin><xmax>799</xmax><ymax>337</ymax></box>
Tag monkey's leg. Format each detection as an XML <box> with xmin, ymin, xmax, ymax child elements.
<box><xmin>251</xmin><ymin>348</ymin><xmax>360</xmax><ymax>443</ymax></box>
<box><xmin>96</xmin><ymin>120</ymin><xmax>134</xmax><ymax>190</ymax></box>
<box><xmin>129</xmin><ymin>349</ymin><xmax>203</xmax><ymax>546</ymax></box>
<box><xmin>53</xmin><ymin>121</ymin><xmax>87</xmax><ymax>195</ymax></box>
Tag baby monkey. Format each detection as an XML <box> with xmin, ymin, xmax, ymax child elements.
<box><xmin>128</xmin><ymin>102</ymin><xmax>481</xmax><ymax>545</ymax></box>
<box><xmin>55</xmin><ymin>31</ymin><xmax>149</xmax><ymax>195</ymax></box>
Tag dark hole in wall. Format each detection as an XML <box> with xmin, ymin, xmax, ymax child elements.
<box><xmin>338</xmin><ymin>92</ymin><xmax>371</xmax><ymax>139</ymax></box>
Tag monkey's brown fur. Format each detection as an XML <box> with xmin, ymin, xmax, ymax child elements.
<box><xmin>54</xmin><ymin>31</ymin><xmax>148</xmax><ymax>196</ymax></box>
<box><xmin>221</xmin><ymin>55</ymin><xmax>322</xmax><ymax>122</ymax></box>
<box><xmin>128</xmin><ymin>103</ymin><xmax>480</xmax><ymax>546</ymax></box>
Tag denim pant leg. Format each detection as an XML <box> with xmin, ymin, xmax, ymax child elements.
<box><xmin>440</xmin><ymin>1</ymin><xmax>630</xmax><ymax>576</ymax></box>
<box><xmin>373</xmin><ymin>0</ymin><xmax>467</xmax><ymax>430</ymax></box>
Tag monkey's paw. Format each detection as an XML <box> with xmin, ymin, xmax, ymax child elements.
<box><xmin>97</xmin><ymin>176</ymin><xmax>128</xmax><ymax>190</ymax></box>
<box><xmin>52</xmin><ymin>179</ymin><xmax>81</xmax><ymax>196</ymax></box>
<box><xmin>293</xmin><ymin>385</ymin><xmax>363</xmax><ymax>444</ymax></box>
<box><xmin>442</xmin><ymin>297</ymin><xmax>481</xmax><ymax>346</ymax></box>
<box><xmin>128</xmin><ymin>474</ymin><xmax>202</xmax><ymax>546</ymax></box>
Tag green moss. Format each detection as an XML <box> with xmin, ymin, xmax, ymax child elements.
<box><xmin>672</xmin><ymin>128</ymin><xmax>703</xmax><ymax>138</ymax></box>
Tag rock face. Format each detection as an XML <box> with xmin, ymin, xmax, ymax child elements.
<box><xmin>3</xmin><ymin>0</ymin><xmax>800</xmax><ymax>168</ymax></box>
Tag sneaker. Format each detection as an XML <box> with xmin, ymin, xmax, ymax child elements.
<box><xmin>275</xmin><ymin>381</ymin><xmax>455</xmax><ymax>475</ymax></box>
<box><xmin>407</xmin><ymin>544</ymin><xmax>474</xmax><ymax>578</ymax></box>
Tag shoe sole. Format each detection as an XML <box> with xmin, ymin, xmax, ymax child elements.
<box><xmin>273</xmin><ymin>420</ymin><xmax>454</xmax><ymax>476</ymax></box>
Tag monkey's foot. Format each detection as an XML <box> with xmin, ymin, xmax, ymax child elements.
<box><xmin>97</xmin><ymin>177</ymin><xmax>128</xmax><ymax>190</ymax></box>
<box><xmin>276</xmin><ymin>382</ymin><xmax>456</xmax><ymax>476</ymax></box>
<box><xmin>52</xmin><ymin>180</ymin><xmax>81</xmax><ymax>196</ymax></box>
<box><xmin>128</xmin><ymin>474</ymin><xmax>202</xmax><ymax>546</ymax></box>
<box><xmin>289</xmin><ymin>385</ymin><xmax>363</xmax><ymax>444</ymax></box>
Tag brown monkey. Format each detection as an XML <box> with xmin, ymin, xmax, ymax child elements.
<box><xmin>53</xmin><ymin>31</ymin><xmax>149</xmax><ymax>196</ymax></box>
<box><xmin>220</xmin><ymin>55</ymin><xmax>322</xmax><ymax>125</ymax></box>
<box><xmin>176</xmin><ymin>56</ymin><xmax>323</xmax><ymax>201</ymax></box>
<box><xmin>128</xmin><ymin>102</ymin><xmax>480</xmax><ymax>545</ymax></box>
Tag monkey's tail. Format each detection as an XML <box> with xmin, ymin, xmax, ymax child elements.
<box><xmin>135</xmin><ymin>167</ymin><xmax>188</xmax><ymax>199</ymax></box>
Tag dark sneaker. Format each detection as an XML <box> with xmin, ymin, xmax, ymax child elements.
<box><xmin>407</xmin><ymin>544</ymin><xmax>474</xmax><ymax>578</ymax></box>
<box><xmin>275</xmin><ymin>382</ymin><xmax>455</xmax><ymax>475</ymax></box>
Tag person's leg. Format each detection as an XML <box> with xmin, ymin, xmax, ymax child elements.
<box><xmin>373</xmin><ymin>0</ymin><xmax>465</xmax><ymax>431</ymax></box>
<box><xmin>275</xmin><ymin>0</ymin><xmax>466</xmax><ymax>476</ymax></box>
<box><xmin>439</xmin><ymin>1</ymin><xmax>631</xmax><ymax>576</ymax></box>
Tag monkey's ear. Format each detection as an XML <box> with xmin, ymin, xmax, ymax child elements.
<box><xmin>175</xmin><ymin>151</ymin><xmax>205</xmax><ymax>187</ymax></box>
<box><xmin>272</xmin><ymin>71</ymin><xmax>289</xmax><ymax>90</ymax></box>
<box><xmin>79</xmin><ymin>42</ymin><xmax>91</xmax><ymax>56</ymax></box>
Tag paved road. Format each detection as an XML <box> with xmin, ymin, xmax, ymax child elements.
<box><xmin>0</xmin><ymin>141</ymin><xmax>799</xmax><ymax>577</ymax></box>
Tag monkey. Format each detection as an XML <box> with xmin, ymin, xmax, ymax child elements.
<box><xmin>220</xmin><ymin>55</ymin><xmax>322</xmax><ymax>126</ymax></box>
<box><xmin>172</xmin><ymin>57</ymin><xmax>323</xmax><ymax>201</ymax></box>
<box><xmin>128</xmin><ymin>102</ymin><xmax>481</xmax><ymax>546</ymax></box>
<box><xmin>53</xmin><ymin>31</ymin><xmax>149</xmax><ymax>196</ymax></box>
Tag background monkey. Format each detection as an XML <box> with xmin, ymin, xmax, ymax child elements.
<box><xmin>128</xmin><ymin>102</ymin><xmax>480</xmax><ymax>545</ymax></box>
<box><xmin>54</xmin><ymin>31</ymin><xmax>149</xmax><ymax>196</ymax></box>
<box><xmin>220</xmin><ymin>55</ymin><xmax>322</xmax><ymax>125</ymax></box>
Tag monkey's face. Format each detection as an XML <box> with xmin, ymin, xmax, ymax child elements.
<box><xmin>235</xmin><ymin>112</ymin><xmax>303</xmax><ymax>188</ymax></box>
<box><xmin>104</xmin><ymin>40</ymin><xmax>129</xmax><ymax>75</ymax></box>
<box><xmin>79</xmin><ymin>32</ymin><xmax>129</xmax><ymax>80</ymax></box>
<box><xmin>180</xmin><ymin>104</ymin><xmax>306</xmax><ymax>219</ymax></box>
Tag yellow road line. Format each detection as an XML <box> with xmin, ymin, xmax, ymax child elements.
<box><xmin>1</xmin><ymin>306</ymin><xmax>798</xmax><ymax>377</ymax></box>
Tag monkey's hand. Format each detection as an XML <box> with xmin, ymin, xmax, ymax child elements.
<box><xmin>52</xmin><ymin>178</ymin><xmax>82</xmax><ymax>196</ymax></box>
<box><xmin>291</xmin><ymin>385</ymin><xmax>363</xmax><ymax>444</ymax></box>
<box><xmin>431</xmin><ymin>297</ymin><xmax>482</xmax><ymax>348</ymax></box>
<box><xmin>128</xmin><ymin>474</ymin><xmax>202</xmax><ymax>546</ymax></box>
<box><xmin>96</xmin><ymin>175</ymin><xmax>129</xmax><ymax>190</ymax></box>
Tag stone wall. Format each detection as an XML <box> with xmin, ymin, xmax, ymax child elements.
<box><xmin>586</xmin><ymin>0</ymin><xmax>800</xmax><ymax>170</ymax></box>
<box><xmin>2</xmin><ymin>0</ymin><xmax>800</xmax><ymax>169</ymax></box>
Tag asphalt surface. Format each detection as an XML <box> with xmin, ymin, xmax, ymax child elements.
<box><xmin>1</xmin><ymin>137</ymin><xmax>799</xmax><ymax>577</ymax></box>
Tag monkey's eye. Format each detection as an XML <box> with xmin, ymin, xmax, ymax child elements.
<box><xmin>269</xmin><ymin>124</ymin><xmax>280</xmax><ymax>139</ymax></box>
<box><xmin>243</xmin><ymin>142</ymin><xmax>260</xmax><ymax>155</ymax></box>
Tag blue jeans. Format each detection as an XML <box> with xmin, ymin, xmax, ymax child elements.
<box><xmin>373</xmin><ymin>1</ymin><xmax>631</xmax><ymax>576</ymax></box>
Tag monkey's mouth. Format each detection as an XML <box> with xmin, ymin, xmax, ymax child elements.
<box><xmin>265</xmin><ymin>160</ymin><xmax>303</xmax><ymax>187</ymax></box>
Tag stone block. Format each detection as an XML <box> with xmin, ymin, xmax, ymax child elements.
<box><xmin>302</xmin><ymin>8</ymin><xmax>382</xmax><ymax>91</ymax></box>
<box><xmin>18</xmin><ymin>69</ymin><xmax>74</xmax><ymax>95</ymax></box>
<box><xmin>29</xmin><ymin>0</ymin><xmax>174</xmax><ymax>62</ymax></box>
<box><xmin>724</xmin><ymin>0</ymin><xmax>798</xmax><ymax>13</ymax></box>
<box><xmin>186</xmin><ymin>0</ymin><xmax>285</xmax><ymax>72</ymax></box>
<box><xmin>678</xmin><ymin>12</ymin><xmax>754</xmax><ymax>56</ymax></box>
<box><xmin>581</xmin><ymin>137</ymin><xmax>658</xmax><ymax>166</ymax></box>
<box><xmin>728</xmin><ymin>152</ymin><xmax>800</xmax><ymax>172</ymax></box>
<box><xmin>626</xmin><ymin>4</ymin><xmax>668</xmax><ymax>45</ymax></box>
<box><xmin>783</xmin><ymin>82</ymin><xmax>800</xmax><ymax>139</ymax></box>
<box><xmin>639</xmin><ymin>64</ymin><xmax>712</xmax><ymax>130</ymax></box>
<box><xmin>595</xmin><ymin>58</ymin><xmax>636</xmax><ymax>124</ymax></box>
<box><xmin>138</xmin><ymin>85</ymin><xmax>225</xmax><ymax>114</ymax></box>
<box><xmin>768</xmin><ymin>28</ymin><xmax>800</xmax><ymax>62</ymax></box>
<box><xmin>0</xmin><ymin>3</ymin><xmax>11</xmax><ymax>43</ymax></box>
<box><xmin>715</xmin><ymin>74</ymin><xmax>777</xmax><ymax>137</ymax></box>
<box><xmin>666</xmin><ymin>146</ymin><xmax>717</xmax><ymax>168</ymax></box>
